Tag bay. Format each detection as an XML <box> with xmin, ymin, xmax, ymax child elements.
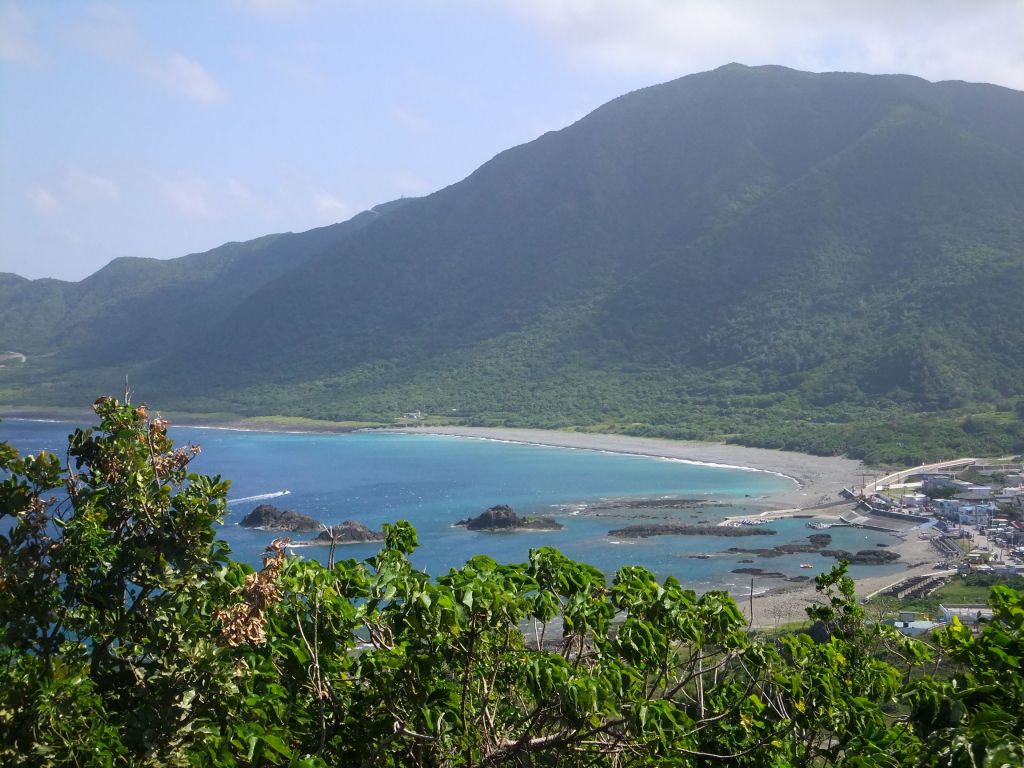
<box><xmin>1</xmin><ymin>419</ymin><xmax>900</xmax><ymax>595</ymax></box>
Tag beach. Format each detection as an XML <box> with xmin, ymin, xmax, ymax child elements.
<box><xmin>386</xmin><ymin>426</ymin><xmax>863</xmax><ymax>509</ymax></box>
<box><xmin>7</xmin><ymin>416</ymin><xmax>939</xmax><ymax>627</ymax></box>
<box><xmin>389</xmin><ymin>426</ymin><xmax>941</xmax><ymax>627</ymax></box>
<box><xmin>736</xmin><ymin>533</ymin><xmax>950</xmax><ymax>628</ymax></box>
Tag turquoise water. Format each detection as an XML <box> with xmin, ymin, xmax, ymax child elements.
<box><xmin>2</xmin><ymin>420</ymin><xmax>902</xmax><ymax>595</ymax></box>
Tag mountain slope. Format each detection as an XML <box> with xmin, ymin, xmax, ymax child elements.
<box><xmin>3</xmin><ymin>64</ymin><xmax>1023</xmax><ymax>462</ymax></box>
<box><xmin>0</xmin><ymin>199</ymin><xmax>412</xmax><ymax>366</ymax></box>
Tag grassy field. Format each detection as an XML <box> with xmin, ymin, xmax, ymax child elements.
<box><xmin>868</xmin><ymin>573</ymin><xmax>1024</xmax><ymax>619</ymax></box>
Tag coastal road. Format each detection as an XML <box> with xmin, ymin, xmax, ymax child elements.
<box><xmin>862</xmin><ymin>458</ymin><xmax>977</xmax><ymax>496</ymax></box>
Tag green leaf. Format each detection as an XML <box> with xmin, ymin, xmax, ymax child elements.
<box><xmin>261</xmin><ymin>734</ymin><xmax>292</xmax><ymax>758</ymax></box>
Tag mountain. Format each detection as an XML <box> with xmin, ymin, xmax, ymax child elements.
<box><xmin>3</xmin><ymin>64</ymin><xmax>1023</xmax><ymax>463</ymax></box>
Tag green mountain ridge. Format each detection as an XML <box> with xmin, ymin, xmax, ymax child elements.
<box><xmin>3</xmin><ymin>64</ymin><xmax>1023</xmax><ymax>463</ymax></box>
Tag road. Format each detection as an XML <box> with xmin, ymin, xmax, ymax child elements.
<box><xmin>862</xmin><ymin>457</ymin><xmax>977</xmax><ymax>495</ymax></box>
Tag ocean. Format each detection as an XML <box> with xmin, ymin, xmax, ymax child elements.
<box><xmin>1</xmin><ymin>419</ymin><xmax>902</xmax><ymax>596</ymax></box>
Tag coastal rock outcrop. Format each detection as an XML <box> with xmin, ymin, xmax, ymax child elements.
<box><xmin>456</xmin><ymin>505</ymin><xmax>563</xmax><ymax>532</ymax></box>
<box><xmin>240</xmin><ymin>504</ymin><xmax>322</xmax><ymax>532</ymax></box>
<box><xmin>609</xmin><ymin>524</ymin><xmax>776</xmax><ymax>539</ymax></box>
<box><xmin>311</xmin><ymin>520</ymin><xmax>384</xmax><ymax>544</ymax></box>
<box><xmin>726</xmin><ymin>533</ymin><xmax>901</xmax><ymax>565</ymax></box>
<box><xmin>241</xmin><ymin>506</ymin><xmax>385</xmax><ymax>545</ymax></box>
<box><xmin>818</xmin><ymin>548</ymin><xmax>901</xmax><ymax>565</ymax></box>
<box><xmin>732</xmin><ymin>567</ymin><xmax>786</xmax><ymax>578</ymax></box>
<box><xmin>588</xmin><ymin>498</ymin><xmax>716</xmax><ymax>511</ymax></box>
<box><xmin>727</xmin><ymin>533</ymin><xmax>831</xmax><ymax>557</ymax></box>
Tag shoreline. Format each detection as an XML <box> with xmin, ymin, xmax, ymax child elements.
<box><xmin>4</xmin><ymin>415</ymin><xmax>863</xmax><ymax>510</ymax></box>
<box><xmin>384</xmin><ymin>427</ymin><xmax>954</xmax><ymax>628</ymax></box>
<box><xmin>10</xmin><ymin>415</ymin><xmax>941</xmax><ymax>627</ymax></box>
<box><xmin>383</xmin><ymin>426</ymin><xmax>864</xmax><ymax>513</ymax></box>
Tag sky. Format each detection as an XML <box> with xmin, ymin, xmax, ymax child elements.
<box><xmin>3</xmin><ymin>1</ymin><xmax>1023</xmax><ymax>281</ymax></box>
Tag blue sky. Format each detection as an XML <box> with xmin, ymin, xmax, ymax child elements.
<box><xmin>3</xmin><ymin>0</ymin><xmax>1023</xmax><ymax>280</ymax></box>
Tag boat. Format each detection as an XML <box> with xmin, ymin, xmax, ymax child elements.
<box><xmin>799</xmin><ymin>563</ymin><xmax>814</xmax><ymax>569</ymax></box>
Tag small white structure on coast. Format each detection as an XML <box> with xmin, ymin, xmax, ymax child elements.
<box><xmin>885</xmin><ymin>612</ymin><xmax>938</xmax><ymax>637</ymax></box>
<box><xmin>959</xmin><ymin>503</ymin><xmax>997</xmax><ymax>527</ymax></box>
<box><xmin>889</xmin><ymin>619</ymin><xmax>938</xmax><ymax>637</ymax></box>
<box><xmin>939</xmin><ymin>603</ymin><xmax>993</xmax><ymax>625</ymax></box>
<box><xmin>955</xmin><ymin>485</ymin><xmax>994</xmax><ymax>501</ymax></box>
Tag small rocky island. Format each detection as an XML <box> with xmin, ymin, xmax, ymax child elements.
<box><xmin>309</xmin><ymin>521</ymin><xmax>384</xmax><ymax>545</ymax></box>
<box><xmin>240</xmin><ymin>504</ymin><xmax>384</xmax><ymax>545</ymax></box>
<box><xmin>456</xmin><ymin>504</ymin><xmax>563</xmax><ymax>532</ymax></box>
<box><xmin>240</xmin><ymin>504</ymin><xmax>323</xmax><ymax>532</ymax></box>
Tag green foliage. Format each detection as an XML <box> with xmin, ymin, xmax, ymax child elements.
<box><xmin>1</xmin><ymin>397</ymin><xmax>236</xmax><ymax>765</ymax></box>
<box><xmin>906</xmin><ymin>586</ymin><xmax>1024</xmax><ymax>767</ymax></box>
<box><xmin>3</xmin><ymin>400</ymin><xmax>1024</xmax><ymax>765</ymax></box>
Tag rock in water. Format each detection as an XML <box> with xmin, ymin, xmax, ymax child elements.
<box><xmin>240</xmin><ymin>504</ymin><xmax>323</xmax><ymax>532</ymax></box>
<box><xmin>314</xmin><ymin>521</ymin><xmax>385</xmax><ymax>543</ymax></box>
<box><xmin>456</xmin><ymin>504</ymin><xmax>563</xmax><ymax>532</ymax></box>
<box><xmin>818</xmin><ymin>549</ymin><xmax>901</xmax><ymax>565</ymax></box>
<box><xmin>610</xmin><ymin>524</ymin><xmax>776</xmax><ymax>539</ymax></box>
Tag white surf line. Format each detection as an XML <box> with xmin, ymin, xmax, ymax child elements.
<box><xmin>5</xmin><ymin>417</ymin><xmax>73</xmax><ymax>423</ymax></box>
<box><xmin>182</xmin><ymin>424</ymin><xmax>312</xmax><ymax>434</ymax></box>
<box><xmin>389</xmin><ymin>430</ymin><xmax>801</xmax><ymax>488</ymax></box>
<box><xmin>227</xmin><ymin>490</ymin><xmax>291</xmax><ymax>506</ymax></box>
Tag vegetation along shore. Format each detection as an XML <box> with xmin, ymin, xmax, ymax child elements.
<box><xmin>3</xmin><ymin>398</ymin><xmax>1021</xmax><ymax>765</ymax></box>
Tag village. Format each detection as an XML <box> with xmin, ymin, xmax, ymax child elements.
<box><xmin>857</xmin><ymin>458</ymin><xmax>1024</xmax><ymax>561</ymax></box>
<box><xmin>847</xmin><ymin>457</ymin><xmax>1024</xmax><ymax>635</ymax></box>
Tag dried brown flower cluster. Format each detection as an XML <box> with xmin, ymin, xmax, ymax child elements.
<box><xmin>216</xmin><ymin>540</ymin><xmax>286</xmax><ymax>646</ymax></box>
<box><xmin>150</xmin><ymin>444</ymin><xmax>201</xmax><ymax>479</ymax></box>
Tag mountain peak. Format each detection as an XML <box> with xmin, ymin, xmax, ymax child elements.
<box><xmin>3</xmin><ymin>67</ymin><xmax>1022</xmax><ymax>462</ymax></box>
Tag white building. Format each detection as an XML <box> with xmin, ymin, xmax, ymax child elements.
<box><xmin>922</xmin><ymin>475</ymin><xmax>965</xmax><ymax>493</ymax></box>
<box><xmin>933</xmin><ymin>498</ymin><xmax>962</xmax><ymax>520</ymax></box>
<box><xmin>955</xmin><ymin>485</ymin><xmax>993</xmax><ymax>501</ymax></box>
<box><xmin>958</xmin><ymin>503</ymin><xmax>996</xmax><ymax>527</ymax></box>
<box><xmin>939</xmin><ymin>604</ymin><xmax>994</xmax><ymax>625</ymax></box>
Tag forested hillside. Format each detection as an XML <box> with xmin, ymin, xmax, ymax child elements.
<box><xmin>3</xmin><ymin>64</ymin><xmax>1023</xmax><ymax>462</ymax></box>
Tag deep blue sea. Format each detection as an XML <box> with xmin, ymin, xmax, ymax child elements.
<box><xmin>2</xmin><ymin>420</ymin><xmax>902</xmax><ymax>596</ymax></box>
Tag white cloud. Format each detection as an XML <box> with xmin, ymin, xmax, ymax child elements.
<box><xmin>27</xmin><ymin>186</ymin><xmax>61</xmax><ymax>214</ymax></box>
<box><xmin>67</xmin><ymin>6</ymin><xmax>228</xmax><ymax>104</ymax></box>
<box><xmin>226</xmin><ymin>178</ymin><xmax>256</xmax><ymax>203</ymax></box>
<box><xmin>160</xmin><ymin>173</ymin><xmax>214</xmax><ymax>218</ymax></box>
<box><xmin>0</xmin><ymin>2</ymin><xmax>43</xmax><ymax>65</ymax></box>
<box><xmin>227</xmin><ymin>178</ymin><xmax>280</xmax><ymax>219</ymax></box>
<box><xmin>157</xmin><ymin>174</ymin><xmax>291</xmax><ymax>223</ymax></box>
<box><xmin>313</xmin><ymin>192</ymin><xmax>355</xmax><ymax>223</ymax></box>
<box><xmin>152</xmin><ymin>53</ymin><xmax>226</xmax><ymax>104</ymax></box>
<box><xmin>495</xmin><ymin>0</ymin><xmax>1024</xmax><ymax>89</ymax></box>
<box><xmin>62</xmin><ymin>168</ymin><xmax>119</xmax><ymax>202</ymax></box>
